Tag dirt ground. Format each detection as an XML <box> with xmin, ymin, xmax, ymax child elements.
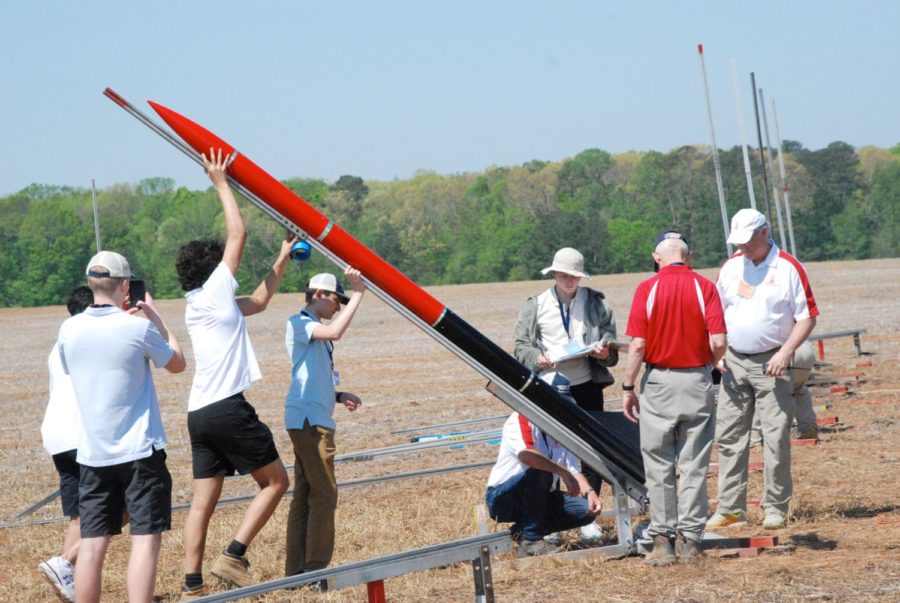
<box><xmin>1</xmin><ymin>257</ymin><xmax>898</xmax><ymax>602</ymax></box>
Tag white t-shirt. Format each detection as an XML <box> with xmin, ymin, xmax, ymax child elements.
<box><xmin>717</xmin><ymin>244</ymin><xmax>819</xmax><ymax>354</ymax></box>
<box><xmin>535</xmin><ymin>287</ymin><xmax>592</xmax><ymax>385</ymax></box>
<box><xmin>57</xmin><ymin>306</ymin><xmax>173</xmax><ymax>467</ymax></box>
<box><xmin>184</xmin><ymin>263</ymin><xmax>261</xmax><ymax>411</ymax></box>
<box><xmin>487</xmin><ymin>413</ymin><xmax>581</xmax><ymax>489</ymax></box>
<box><xmin>40</xmin><ymin>343</ymin><xmax>81</xmax><ymax>455</ymax></box>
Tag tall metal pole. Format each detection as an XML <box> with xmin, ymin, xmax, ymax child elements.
<box><xmin>730</xmin><ymin>60</ymin><xmax>757</xmax><ymax>210</ymax></box>
<box><xmin>697</xmin><ymin>44</ymin><xmax>732</xmax><ymax>256</ymax></box>
<box><xmin>750</xmin><ymin>72</ymin><xmax>773</xmax><ymax>222</ymax></box>
<box><xmin>91</xmin><ymin>178</ymin><xmax>101</xmax><ymax>253</ymax></box>
<box><xmin>771</xmin><ymin>97</ymin><xmax>797</xmax><ymax>257</ymax></box>
<box><xmin>758</xmin><ymin>87</ymin><xmax>788</xmax><ymax>250</ymax></box>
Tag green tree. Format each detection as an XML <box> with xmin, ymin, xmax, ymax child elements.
<box><xmin>606</xmin><ymin>218</ymin><xmax>656</xmax><ymax>274</ymax></box>
<box><xmin>793</xmin><ymin>141</ymin><xmax>863</xmax><ymax>259</ymax></box>
<box><xmin>865</xmin><ymin>162</ymin><xmax>900</xmax><ymax>258</ymax></box>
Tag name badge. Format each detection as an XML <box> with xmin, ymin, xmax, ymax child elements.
<box><xmin>332</xmin><ymin>370</ymin><xmax>341</xmax><ymax>386</ymax></box>
<box><xmin>737</xmin><ymin>280</ymin><xmax>755</xmax><ymax>299</ymax></box>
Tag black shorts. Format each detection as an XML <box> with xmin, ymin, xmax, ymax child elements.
<box><xmin>79</xmin><ymin>448</ymin><xmax>172</xmax><ymax>538</ymax></box>
<box><xmin>187</xmin><ymin>393</ymin><xmax>280</xmax><ymax>479</ymax></box>
<box><xmin>52</xmin><ymin>449</ymin><xmax>80</xmax><ymax>518</ymax></box>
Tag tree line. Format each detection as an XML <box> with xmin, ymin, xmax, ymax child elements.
<box><xmin>0</xmin><ymin>141</ymin><xmax>896</xmax><ymax>307</ymax></box>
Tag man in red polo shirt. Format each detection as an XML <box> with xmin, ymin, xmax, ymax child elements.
<box><xmin>621</xmin><ymin>231</ymin><xmax>727</xmax><ymax>566</ymax></box>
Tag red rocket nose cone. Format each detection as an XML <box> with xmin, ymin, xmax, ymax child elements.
<box><xmin>148</xmin><ymin>100</ymin><xmax>234</xmax><ymax>158</ymax></box>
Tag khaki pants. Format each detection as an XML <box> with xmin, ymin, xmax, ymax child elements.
<box><xmin>639</xmin><ymin>366</ymin><xmax>715</xmax><ymax>542</ymax></box>
<box><xmin>790</xmin><ymin>343</ymin><xmax>817</xmax><ymax>434</ymax></box>
<box><xmin>751</xmin><ymin>341</ymin><xmax>816</xmax><ymax>438</ymax></box>
<box><xmin>285</xmin><ymin>423</ymin><xmax>337</xmax><ymax>575</ymax></box>
<box><xmin>716</xmin><ymin>348</ymin><xmax>794</xmax><ymax>517</ymax></box>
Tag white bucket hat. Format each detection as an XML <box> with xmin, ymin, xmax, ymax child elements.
<box><xmin>540</xmin><ymin>247</ymin><xmax>591</xmax><ymax>279</ymax></box>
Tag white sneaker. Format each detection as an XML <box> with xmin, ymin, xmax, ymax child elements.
<box><xmin>763</xmin><ymin>512</ymin><xmax>786</xmax><ymax>530</ymax></box>
<box><xmin>543</xmin><ymin>531</ymin><xmax>565</xmax><ymax>545</ymax></box>
<box><xmin>579</xmin><ymin>522</ymin><xmax>605</xmax><ymax>545</ymax></box>
<box><xmin>39</xmin><ymin>555</ymin><xmax>75</xmax><ymax>602</ymax></box>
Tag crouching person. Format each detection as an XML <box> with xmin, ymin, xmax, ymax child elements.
<box><xmin>485</xmin><ymin>412</ymin><xmax>601</xmax><ymax>556</ymax></box>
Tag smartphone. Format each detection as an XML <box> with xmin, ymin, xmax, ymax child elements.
<box><xmin>129</xmin><ymin>278</ymin><xmax>146</xmax><ymax>308</ymax></box>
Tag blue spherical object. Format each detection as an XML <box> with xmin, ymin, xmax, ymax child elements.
<box><xmin>291</xmin><ymin>240</ymin><xmax>312</xmax><ymax>261</ymax></box>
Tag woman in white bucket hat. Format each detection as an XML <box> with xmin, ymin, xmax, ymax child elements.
<box><xmin>513</xmin><ymin>247</ymin><xmax>620</xmax><ymax>544</ymax></box>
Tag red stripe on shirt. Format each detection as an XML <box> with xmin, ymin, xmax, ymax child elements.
<box><xmin>517</xmin><ymin>414</ymin><xmax>536</xmax><ymax>449</ymax></box>
<box><xmin>778</xmin><ymin>250</ymin><xmax>820</xmax><ymax>318</ymax></box>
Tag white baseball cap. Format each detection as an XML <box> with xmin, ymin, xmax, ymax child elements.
<box><xmin>307</xmin><ymin>273</ymin><xmax>350</xmax><ymax>304</ymax></box>
<box><xmin>85</xmin><ymin>251</ymin><xmax>131</xmax><ymax>278</ymax></box>
<box><xmin>727</xmin><ymin>208</ymin><xmax>768</xmax><ymax>245</ymax></box>
<box><xmin>540</xmin><ymin>247</ymin><xmax>591</xmax><ymax>279</ymax></box>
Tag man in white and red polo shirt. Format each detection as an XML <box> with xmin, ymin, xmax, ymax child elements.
<box><xmin>621</xmin><ymin>231</ymin><xmax>727</xmax><ymax>565</ymax></box>
<box><xmin>485</xmin><ymin>411</ymin><xmax>602</xmax><ymax>557</ymax></box>
<box><xmin>708</xmin><ymin>208</ymin><xmax>819</xmax><ymax>532</ymax></box>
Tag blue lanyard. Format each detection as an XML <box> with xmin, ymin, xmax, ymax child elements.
<box><xmin>558</xmin><ymin>301</ymin><xmax>571</xmax><ymax>336</ymax></box>
<box><xmin>301</xmin><ymin>310</ymin><xmax>334</xmax><ymax>367</ymax></box>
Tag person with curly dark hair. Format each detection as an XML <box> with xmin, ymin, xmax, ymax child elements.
<box><xmin>176</xmin><ymin>239</ymin><xmax>226</xmax><ymax>292</ymax></box>
<box><xmin>178</xmin><ymin>148</ymin><xmax>296</xmax><ymax>596</ymax></box>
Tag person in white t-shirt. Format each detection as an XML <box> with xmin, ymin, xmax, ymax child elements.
<box><xmin>486</xmin><ymin>412</ymin><xmax>602</xmax><ymax>557</ymax></box>
<box><xmin>38</xmin><ymin>286</ymin><xmax>92</xmax><ymax>603</ymax></box>
<box><xmin>58</xmin><ymin>251</ymin><xmax>186</xmax><ymax>603</ymax></box>
<box><xmin>178</xmin><ymin>148</ymin><xmax>294</xmax><ymax>595</ymax></box>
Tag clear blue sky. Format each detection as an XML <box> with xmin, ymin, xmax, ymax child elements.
<box><xmin>1</xmin><ymin>1</ymin><xmax>897</xmax><ymax>196</ymax></box>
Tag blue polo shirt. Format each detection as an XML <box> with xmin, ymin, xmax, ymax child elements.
<box><xmin>284</xmin><ymin>310</ymin><xmax>337</xmax><ymax>430</ymax></box>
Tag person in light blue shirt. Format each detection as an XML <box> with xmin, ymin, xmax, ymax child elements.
<box><xmin>283</xmin><ymin>268</ymin><xmax>366</xmax><ymax>576</ymax></box>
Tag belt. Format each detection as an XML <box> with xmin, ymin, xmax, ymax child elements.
<box><xmin>645</xmin><ymin>363</ymin><xmax>707</xmax><ymax>371</ymax></box>
<box><xmin>729</xmin><ymin>346</ymin><xmax>781</xmax><ymax>357</ymax></box>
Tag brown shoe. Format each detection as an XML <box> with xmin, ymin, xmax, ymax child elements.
<box><xmin>211</xmin><ymin>553</ymin><xmax>252</xmax><ymax>587</ymax></box>
<box><xmin>796</xmin><ymin>426</ymin><xmax>819</xmax><ymax>441</ymax></box>
<box><xmin>676</xmin><ymin>534</ymin><xmax>704</xmax><ymax>564</ymax></box>
<box><xmin>180</xmin><ymin>583</ymin><xmax>210</xmax><ymax>600</ymax></box>
<box><xmin>644</xmin><ymin>535</ymin><xmax>676</xmax><ymax>566</ymax></box>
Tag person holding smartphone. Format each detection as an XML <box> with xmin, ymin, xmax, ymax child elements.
<box><xmin>57</xmin><ymin>251</ymin><xmax>186</xmax><ymax>603</ymax></box>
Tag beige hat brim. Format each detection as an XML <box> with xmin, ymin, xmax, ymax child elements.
<box><xmin>540</xmin><ymin>266</ymin><xmax>591</xmax><ymax>279</ymax></box>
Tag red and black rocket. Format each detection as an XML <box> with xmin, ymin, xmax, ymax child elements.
<box><xmin>107</xmin><ymin>91</ymin><xmax>645</xmax><ymax>490</ymax></box>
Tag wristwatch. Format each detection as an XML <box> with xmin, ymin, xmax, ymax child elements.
<box><xmin>622</xmin><ymin>384</ymin><xmax>635</xmax><ymax>392</ymax></box>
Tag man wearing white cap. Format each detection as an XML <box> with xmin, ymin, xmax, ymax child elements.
<box><xmin>708</xmin><ymin>209</ymin><xmax>819</xmax><ymax>531</ymax></box>
<box><xmin>57</xmin><ymin>250</ymin><xmax>186</xmax><ymax>603</ymax></box>
<box><xmin>514</xmin><ymin>247</ymin><xmax>617</xmax><ymax>544</ymax></box>
<box><xmin>283</xmin><ymin>267</ymin><xmax>366</xmax><ymax>575</ymax></box>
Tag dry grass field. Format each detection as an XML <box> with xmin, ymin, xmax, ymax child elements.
<box><xmin>1</xmin><ymin>257</ymin><xmax>898</xmax><ymax>602</ymax></box>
